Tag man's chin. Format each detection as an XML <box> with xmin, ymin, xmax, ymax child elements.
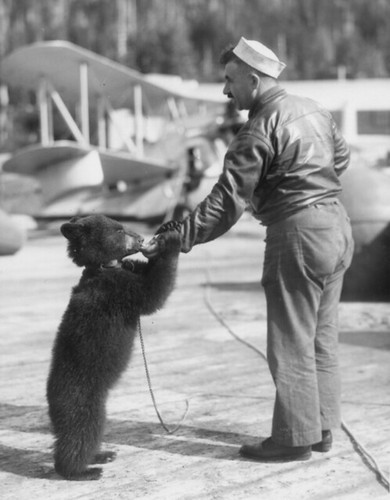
<box><xmin>230</xmin><ymin>96</ymin><xmax>235</xmax><ymax>103</ymax></box>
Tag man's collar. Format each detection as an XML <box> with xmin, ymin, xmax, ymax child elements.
<box><xmin>248</xmin><ymin>85</ymin><xmax>285</xmax><ymax>118</ymax></box>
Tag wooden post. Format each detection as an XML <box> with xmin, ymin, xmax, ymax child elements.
<box><xmin>342</xmin><ymin>97</ymin><xmax>357</xmax><ymax>141</ymax></box>
<box><xmin>134</xmin><ymin>84</ymin><xmax>144</xmax><ymax>157</ymax></box>
<box><xmin>38</xmin><ymin>78</ymin><xmax>51</xmax><ymax>146</ymax></box>
<box><xmin>167</xmin><ymin>97</ymin><xmax>180</xmax><ymax>121</ymax></box>
<box><xmin>0</xmin><ymin>84</ymin><xmax>9</xmax><ymax>146</ymax></box>
<box><xmin>48</xmin><ymin>83</ymin><xmax>87</xmax><ymax>145</ymax></box>
<box><xmin>79</xmin><ymin>62</ymin><xmax>90</xmax><ymax>144</ymax></box>
<box><xmin>101</xmin><ymin>94</ymin><xmax>136</xmax><ymax>153</ymax></box>
<box><xmin>97</xmin><ymin>96</ymin><xmax>107</xmax><ymax>149</ymax></box>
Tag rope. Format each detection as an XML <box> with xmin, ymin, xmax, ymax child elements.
<box><xmin>137</xmin><ymin>318</ymin><xmax>189</xmax><ymax>434</ymax></box>
<box><xmin>203</xmin><ymin>267</ymin><xmax>267</xmax><ymax>362</ymax></box>
<box><xmin>135</xmin><ymin>146</ymin><xmax>187</xmax><ymax>434</ymax></box>
<box><xmin>203</xmin><ymin>264</ymin><xmax>390</xmax><ymax>493</ymax></box>
<box><xmin>341</xmin><ymin>420</ymin><xmax>390</xmax><ymax>491</ymax></box>
<box><xmin>137</xmin><ymin>255</ymin><xmax>389</xmax><ymax>492</ymax></box>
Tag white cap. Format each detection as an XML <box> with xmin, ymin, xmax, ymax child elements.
<box><xmin>233</xmin><ymin>37</ymin><xmax>286</xmax><ymax>78</ymax></box>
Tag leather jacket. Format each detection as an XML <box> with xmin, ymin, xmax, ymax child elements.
<box><xmin>180</xmin><ymin>85</ymin><xmax>350</xmax><ymax>253</ymax></box>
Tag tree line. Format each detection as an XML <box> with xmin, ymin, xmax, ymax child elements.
<box><xmin>1</xmin><ymin>0</ymin><xmax>389</xmax><ymax>82</ymax></box>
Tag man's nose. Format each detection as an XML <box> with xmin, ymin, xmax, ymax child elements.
<box><xmin>222</xmin><ymin>83</ymin><xmax>229</xmax><ymax>95</ymax></box>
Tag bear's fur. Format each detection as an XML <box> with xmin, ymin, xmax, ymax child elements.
<box><xmin>46</xmin><ymin>214</ymin><xmax>181</xmax><ymax>480</ymax></box>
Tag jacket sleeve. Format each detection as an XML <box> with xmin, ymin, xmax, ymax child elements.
<box><xmin>180</xmin><ymin>133</ymin><xmax>271</xmax><ymax>253</ymax></box>
<box><xmin>332</xmin><ymin>120</ymin><xmax>350</xmax><ymax>176</ymax></box>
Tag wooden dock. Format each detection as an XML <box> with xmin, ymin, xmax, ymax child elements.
<box><xmin>0</xmin><ymin>213</ymin><xmax>389</xmax><ymax>499</ymax></box>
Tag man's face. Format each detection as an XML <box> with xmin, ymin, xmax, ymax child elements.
<box><xmin>223</xmin><ymin>60</ymin><xmax>254</xmax><ymax>110</ymax></box>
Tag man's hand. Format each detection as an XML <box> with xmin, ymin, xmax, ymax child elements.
<box><xmin>141</xmin><ymin>220</ymin><xmax>182</xmax><ymax>259</ymax></box>
<box><xmin>155</xmin><ymin>220</ymin><xmax>182</xmax><ymax>235</ymax></box>
<box><xmin>140</xmin><ymin>235</ymin><xmax>161</xmax><ymax>259</ymax></box>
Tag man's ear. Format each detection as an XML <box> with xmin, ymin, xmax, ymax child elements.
<box><xmin>249</xmin><ymin>72</ymin><xmax>261</xmax><ymax>91</ymax></box>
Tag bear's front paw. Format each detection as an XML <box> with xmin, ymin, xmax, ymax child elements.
<box><xmin>157</xmin><ymin>230</ymin><xmax>181</xmax><ymax>254</ymax></box>
<box><xmin>121</xmin><ymin>258</ymin><xmax>135</xmax><ymax>271</ymax></box>
<box><xmin>141</xmin><ymin>230</ymin><xmax>181</xmax><ymax>258</ymax></box>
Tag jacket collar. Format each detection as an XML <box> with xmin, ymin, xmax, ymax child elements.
<box><xmin>248</xmin><ymin>85</ymin><xmax>286</xmax><ymax>118</ymax></box>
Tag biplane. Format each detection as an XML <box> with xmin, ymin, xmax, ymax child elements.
<box><xmin>0</xmin><ymin>40</ymin><xmax>227</xmax><ymax>222</ymax></box>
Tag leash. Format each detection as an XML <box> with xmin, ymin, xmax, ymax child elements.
<box><xmin>137</xmin><ymin>318</ymin><xmax>189</xmax><ymax>434</ymax></box>
<box><xmin>203</xmin><ymin>263</ymin><xmax>389</xmax><ymax>493</ymax></box>
<box><xmin>341</xmin><ymin>420</ymin><xmax>389</xmax><ymax>491</ymax></box>
<box><xmin>136</xmin><ymin>256</ymin><xmax>389</xmax><ymax>492</ymax></box>
<box><xmin>203</xmin><ymin>267</ymin><xmax>267</xmax><ymax>363</ymax></box>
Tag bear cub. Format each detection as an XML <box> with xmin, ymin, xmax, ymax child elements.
<box><xmin>46</xmin><ymin>214</ymin><xmax>181</xmax><ymax>480</ymax></box>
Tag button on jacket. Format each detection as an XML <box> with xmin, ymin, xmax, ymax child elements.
<box><xmin>180</xmin><ymin>85</ymin><xmax>350</xmax><ymax>253</ymax></box>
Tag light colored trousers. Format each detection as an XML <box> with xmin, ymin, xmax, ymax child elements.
<box><xmin>262</xmin><ymin>199</ymin><xmax>354</xmax><ymax>447</ymax></box>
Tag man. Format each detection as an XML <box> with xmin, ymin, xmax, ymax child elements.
<box><xmin>143</xmin><ymin>37</ymin><xmax>354</xmax><ymax>462</ymax></box>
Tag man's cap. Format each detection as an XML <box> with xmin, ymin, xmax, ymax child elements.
<box><xmin>232</xmin><ymin>37</ymin><xmax>286</xmax><ymax>78</ymax></box>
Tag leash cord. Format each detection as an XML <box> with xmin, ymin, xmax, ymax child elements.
<box><xmin>203</xmin><ymin>267</ymin><xmax>267</xmax><ymax>362</ymax></box>
<box><xmin>136</xmin><ymin>260</ymin><xmax>389</xmax><ymax>491</ymax></box>
<box><xmin>341</xmin><ymin>420</ymin><xmax>389</xmax><ymax>491</ymax></box>
<box><xmin>203</xmin><ymin>265</ymin><xmax>390</xmax><ymax>493</ymax></box>
<box><xmin>137</xmin><ymin>318</ymin><xmax>189</xmax><ymax>434</ymax></box>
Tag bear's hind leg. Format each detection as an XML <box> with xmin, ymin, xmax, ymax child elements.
<box><xmin>54</xmin><ymin>432</ymin><xmax>103</xmax><ymax>481</ymax></box>
<box><xmin>53</xmin><ymin>400</ymin><xmax>106</xmax><ymax>480</ymax></box>
<box><xmin>55</xmin><ymin>463</ymin><xmax>103</xmax><ymax>481</ymax></box>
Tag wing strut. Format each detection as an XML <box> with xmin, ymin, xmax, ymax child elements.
<box><xmin>134</xmin><ymin>84</ymin><xmax>144</xmax><ymax>157</ymax></box>
<box><xmin>79</xmin><ymin>62</ymin><xmax>90</xmax><ymax>143</ymax></box>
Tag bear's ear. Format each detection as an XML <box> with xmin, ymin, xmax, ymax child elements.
<box><xmin>60</xmin><ymin>222</ymin><xmax>84</xmax><ymax>241</ymax></box>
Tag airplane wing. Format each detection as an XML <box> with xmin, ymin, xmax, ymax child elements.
<box><xmin>3</xmin><ymin>140</ymin><xmax>174</xmax><ymax>181</ymax></box>
<box><xmin>1</xmin><ymin>40</ymin><xmax>225</xmax><ymax>111</ymax></box>
<box><xmin>2</xmin><ymin>141</ymin><xmax>90</xmax><ymax>175</ymax></box>
<box><xmin>98</xmin><ymin>149</ymin><xmax>175</xmax><ymax>184</ymax></box>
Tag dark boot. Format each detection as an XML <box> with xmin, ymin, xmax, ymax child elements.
<box><xmin>239</xmin><ymin>437</ymin><xmax>312</xmax><ymax>462</ymax></box>
<box><xmin>312</xmin><ymin>430</ymin><xmax>332</xmax><ymax>452</ymax></box>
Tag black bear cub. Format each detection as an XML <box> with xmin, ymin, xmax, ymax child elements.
<box><xmin>47</xmin><ymin>214</ymin><xmax>181</xmax><ymax>480</ymax></box>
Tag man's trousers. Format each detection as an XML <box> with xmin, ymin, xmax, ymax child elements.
<box><xmin>262</xmin><ymin>199</ymin><xmax>354</xmax><ymax>447</ymax></box>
